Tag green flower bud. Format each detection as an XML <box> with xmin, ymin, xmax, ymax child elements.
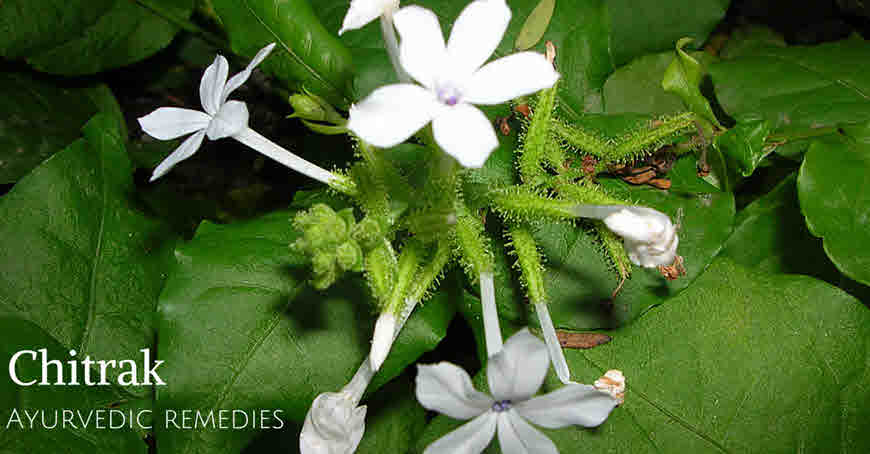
<box><xmin>287</xmin><ymin>92</ymin><xmax>345</xmax><ymax>125</ymax></box>
<box><xmin>352</xmin><ymin>217</ymin><xmax>384</xmax><ymax>250</ymax></box>
<box><xmin>336</xmin><ymin>241</ymin><xmax>364</xmax><ymax>272</ymax></box>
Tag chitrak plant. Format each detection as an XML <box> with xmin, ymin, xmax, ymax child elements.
<box><xmin>1</xmin><ymin>0</ymin><xmax>869</xmax><ymax>453</ymax></box>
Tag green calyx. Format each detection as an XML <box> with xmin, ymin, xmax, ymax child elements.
<box><xmin>292</xmin><ymin>203</ymin><xmax>366</xmax><ymax>290</ymax></box>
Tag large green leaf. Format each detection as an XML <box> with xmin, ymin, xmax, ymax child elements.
<box><xmin>0</xmin><ymin>114</ymin><xmax>176</xmax><ymax>394</ymax></box>
<box><xmin>602</xmin><ymin>50</ymin><xmax>718</xmax><ymax>116</ymax></box>
<box><xmin>721</xmin><ymin>173</ymin><xmax>840</xmax><ymax>284</ymax></box>
<box><xmin>417</xmin><ymin>259</ymin><xmax>870</xmax><ymax>453</ymax></box>
<box><xmin>0</xmin><ymin>317</ymin><xmax>148</xmax><ymax>453</ymax></box>
<box><xmin>1</xmin><ymin>0</ymin><xmax>194</xmax><ymax>75</ymax></box>
<box><xmin>709</xmin><ymin>37</ymin><xmax>870</xmax><ymax>132</ymax></box>
<box><xmin>155</xmin><ymin>208</ymin><xmax>456</xmax><ymax>454</ymax></box>
<box><xmin>797</xmin><ymin>131</ymin><xmax>870</xmax><ymax>286</ymax></box>
<box><xmin>606</xmin><ymin>0</ymin><xmax>729</xmax><ymax>67</ymax></box>
<box><xmin>534</xmin><ymin>181</ymin><xmax>735</xmax><ymax>329</ymax></box>
<box><xmin>0</xmin><ymin>74</ymin><xmax>124</xmax><ymax>184</ymax></box>
<box><xmin>211</xmin><ymin>0</ymin><xmax>355</xmax><ymax>107</ymax></box>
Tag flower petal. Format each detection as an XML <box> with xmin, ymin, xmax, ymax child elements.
<box><xmin>447</xmin><ymin>0</ymin><xmax>511</xmax><ymax>78</ymax></box>
<box><xmin>393</xmin><ymin>5</ymin><xmax>447</xmax><ymax>88</ymax></box>
<box><xmin>339</xmin><ymin>0</ymin><xmax>397</xmax><ymax>35</ymax></box>
<box><xmin>486</xmin><ymin>328</ymin><xmax>549</xmax><ymax>402</ymax></box>
<box><xmin>514</xmin><ymin>384</ymin><xmax>619</xmax><ymax>429</ymax></box>
<box><xmin>149</xmin><ymin>130</ymin><xmax>206</xmax><ymax>182</ymax></box>
<box><xmin>496</xmin><ymin>411</ymin><xmax>558</xmax><ymax>454</ymax></box>
<box><xmin>463</xmin><ymin>52</ymin><xmax>560</xmax><ymax>105</ymax></box>
<box><xmin>423</xmin><ymin>412</ymin><xmax>498</xmax><ymax>454</ymax></box>
<box><xmin>205</xmin><ymin>100</ymin><xmax>249</xmax><ymax>140</ymax></box>
<box><xmin>138</xmin><ymin>107</ymin><xmax>211</xmax><ymax>140</ymax></box>
<box><xmin>300</xmin><ymin>391</ymin><xmax>367</xmax><ymax>454</ymax></box>
<box><xmin>347</xmin><ymin>83</ymin><xmax>438</xmax><ymax>148</ymax></box>
<box><xmin>221</xmin><ymin>43</ymin><xmax>276</xmax><ymax>104</ymax></box>
<box><xmin>416</xmin><ymin>362</ymin><xmax>493</xmax><ymax>420</ymax></box>
<box><xmin>432</xmin><ymin>103</ymin><xmax>497</xmax><ymax>168</ymax></box>
<box><xmin>200</xmin><ymin>55</ymin><xmax>229</xmax><ymax>115</ymax></box>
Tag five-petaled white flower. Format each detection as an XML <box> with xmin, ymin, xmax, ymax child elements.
<box><xmin>340</xmin><ymin>0</ymin><xmax>400</xmax><ymax>35</ymax></box>
<box><xmin>139</xmin><ymin>44</ymin><xmax>275</xmax><ymax>181</ymax></box>
<box><xmin>416</xmin><ymin>329</ymin><xmax>620</xmax><ymax>454</ymax></box>
<box><xmin>347</xmin><ymin>0</ymin><xmax>560</xmax><ymax>168</ymax></box>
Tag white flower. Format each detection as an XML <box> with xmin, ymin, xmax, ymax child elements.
<box><xmin>416</xmin><ymin>329</ymin><xmax>620</xmax><ymax>454</ymax></box>
<box><xmin>570</xmin><ymin>205</ymin><xmax>679</xmax><ymax>268</ymax></box>
<box><xmin>139</xmin><ymin>44</ymin><xmax>275</xmax><ymax>181</ymax></box>
<box><xmin>602</xmin><ymin>207</ymin><xmax>678</xmax><ymax>267</ymax></box>
<box><xmin>138</xmin><ymin>44</ymin><xmax>343</xmax><ymax>188</ymax></box>
<box><xmin>340</xmin><ymin>0</ymin><xmax>400</xmax><ymax>35</ymax></box>
<box><xmin>347</xmin><ymin>1</ymin><xmax>560</xmax><ymax>168</ymax></box>
<box><xmin>301</xmin><ymin>360</ymin><xmax>374</xmax><ymax>454</ymax></box>
<box><xmin>300</xmin><ymin>391</ymin><xmax>367</xmax><ymax>454</ymax></box>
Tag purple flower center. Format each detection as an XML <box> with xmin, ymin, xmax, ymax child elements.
<box><xmin>491</xmin><ymin>400</ymin><xmax>512</xmax><ymax>412</ymax></box>
<box><xmin>436</xmin><ymin>85</ymin><xmax>462</xmax><ymax>107</ymax></box>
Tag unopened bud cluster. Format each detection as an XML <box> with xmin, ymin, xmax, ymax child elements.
<box><xmin>292</xmin><ymin>204</ymin><xmax>382</xmax><ymax>289</ymax></box>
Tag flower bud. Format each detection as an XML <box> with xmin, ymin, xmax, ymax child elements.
<box><xmin>289</xmin><ymin>92</ymin><xmax>345</xmax><ymax>125</ymax></box>
<box><xmin>336</xmin><ymin>241</ymin><xmax>364</xmax><ymax>272</ymax></box>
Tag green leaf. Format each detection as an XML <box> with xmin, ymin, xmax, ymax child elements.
<box><xmin>662</xmin><ymin>37</ymin><xmax>723</xmax><ymax>128</ymax></box>
<box><xmin>211</xmin><ymin>0</ymin><xmax>354</xmax><ymax>107</ymax></box>
<box><xmin>713</xmin><ymin>118</ymin><xmax>772</xmax><ymax>177</ymax></box>
<box><xmin>667</xmin><ymin>155</ymin><xmax>721</xmax><ymax>194</ymax></box>
<box><xmin>1</xmin><ymin>0</ymin><xmax>194</xmax><ymax>75</ymax></box>
<box><xmin>603</xmin><ymin>52</ymin><xmax>687</xmax><ymax>115</ymax></box>
<box><xmin>721</xmin><ymin>173</ymin><xmax>841</xmax><ymax>283</ymax></box>
<box><xmin>532</xmin><ymin>181</ymin><xmax>735</xmax><ymax>329</ymax></box>
<box><xmin>514</xmin><ymin>0</ymin><xmax>556</xmax><ymax>51</ymax></box>
<box><xmin>603</xmin><ymin>49</ymin><xmax>719</xmax><ymax>116</ymax></box>
<box><xmin>709</xmin><ymin>37</ymin><xmax>870</xmax><ymax>133</ymax></box>
<box><xmin>719</xmin><ymin>24</ymin><xmax>786</xmax><ymax>59</ymax></box>
<box><xmin>155</xmin><ymin>209</ymin><xmax>456</xmax><ymax>454</ymax></box>
<box><xmin>0</xmin><ymin>74</ymin><xmax>125</xmax><ymax>183</ymax></box>
<box><xmin>606</xmin><ymin>0</ymin><xmax>729</xmax><ymax>67</ymax></box>
<box><xmin>418</xmin><ymin>259</ymin><xmax>870</xmax><ymax>453</ymax></box>
<box><xmin>0</xmin><ymin>114</ymin><xmax>177</xmax><ymax>393</ymax></box>
<box><xmin>798</xmin><ymin>131</ymin><xmax>870</xmax><ymax>286</ymax></box>
<box><xmin>0</xmin><ymin>317</ymin><xmax>148</xmax><ymax>453</ymax></box>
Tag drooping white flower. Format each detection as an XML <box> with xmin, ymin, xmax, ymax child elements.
<box><xmin>571</xmin><ymin>205</ymin><xmax>679</xmax><ymax>267</ymax></box>
<box><xmin>340</xmin><ymin>0</ymin><xmax>400</xmax><ymax>35</ymax></box>
<box><xmin>347</xmin><ymin>1</ymin><xmax>560</xmax><ymax>168</ymax></box>
<box><xmin>139</xmin><ymin>44</ymin><xmax>341</xmax><ymax>188</ymax></box>
<box><xmin>301</xmin><ymin>360</ymin><xmax>373</xmax><ymax>454</ymax></box>
<box><xmin>416</xmin><ymin>329</ymin><xmax>620</xmax><ymax>454</ymax></box>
